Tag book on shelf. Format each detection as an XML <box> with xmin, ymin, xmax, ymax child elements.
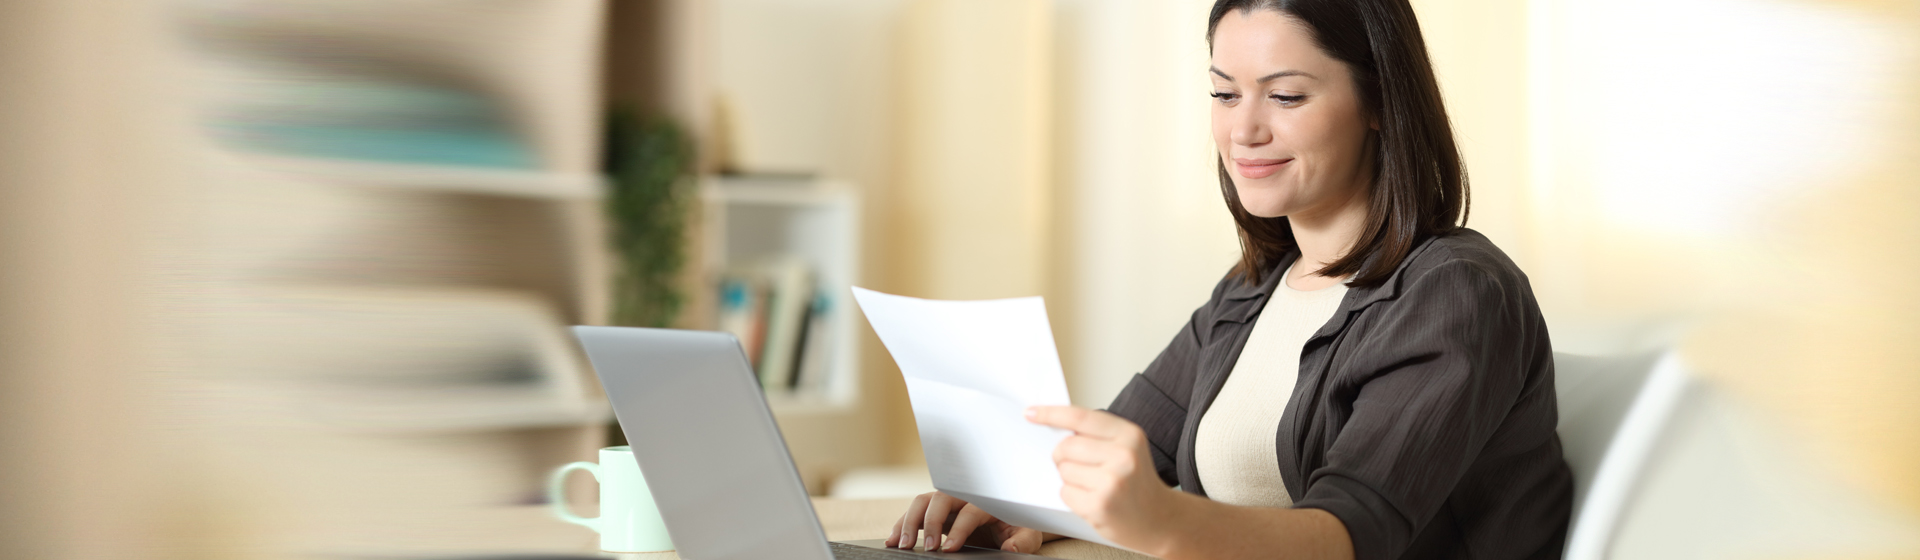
<box><xmin>715</xmin><ymin>257</ymin><xmax>836</xmax><ymax>396</ymax></box>
<box><xmin>755</xmin><ymin>259</ymin><xmax>812</xmax><ymax>391</ymax></box>
<box><xmin>792</xmin><ymin>291</ymin><xmax>836</xmax><ymax>394</ymax></box>
<box><xmin>716</xmin><ymin>274</ymin><xmax>764</xmax><ymax>366</ymax></box>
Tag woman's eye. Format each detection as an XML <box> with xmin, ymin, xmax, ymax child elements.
<box><xmin>1272</xmin><ymin>94</ymin><xmax>1305</xmax><ymax>106</ymax></box>
<box><xmin>1210</xmin><ymin>92</ymin><xmax>1239</xmax><ymax>103</ymax></box>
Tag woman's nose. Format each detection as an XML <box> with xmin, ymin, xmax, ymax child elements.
<box><xmin>1229</xmin><ymin>107</ymin><xmax>1270</xmax><ymax>147</ymax></box>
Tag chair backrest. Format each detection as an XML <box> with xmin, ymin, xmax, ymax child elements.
<box><xmin>1553</xmin><ymin>351</ymin><xmax>1691</xmax><ymax>560</ymax></box>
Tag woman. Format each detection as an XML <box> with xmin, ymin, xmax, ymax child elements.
<box><xmin>886</xmin><ymin>0</ymin><xmax>1572</xmax><ymax>558</ymax></box>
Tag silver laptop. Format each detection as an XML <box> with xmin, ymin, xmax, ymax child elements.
<box><xmin>573</xmin><ymin>326</ymin><xmax>1044</xmax><ymax>560</ymax></box>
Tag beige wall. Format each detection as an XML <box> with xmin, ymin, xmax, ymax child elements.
<box><xmin>880</xmin><ymin>0</ymin><xmax>1056</xmax><ymax>461</ymax></box>
<box><xmin>1049</xmin><ymin>0</ymin><xmax>1243</xmax><ymax>409</ymax></box>
<box><xmin>703</xmin><ymin>0</ymin><xmax>904</xmax><ymax>186</ymax></box>
<box><xmin>890</xmin><ymin>0</ymin><xmax>1054</xmax><ymax>302</ymax></box>
<box><xmin>1407</xmin><ymin>0</ymin><xmax>1532</xmax><ymax>264</ymax></box>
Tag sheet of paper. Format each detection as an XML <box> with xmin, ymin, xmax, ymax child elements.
<box><xmin>848</xmin><ymin>287</ymin><xmax>1077</xmax><ymax>510</ymax></box>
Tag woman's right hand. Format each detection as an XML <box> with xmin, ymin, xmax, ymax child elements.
<box><xmin>885</xmin><ymin>491</ymin><xmax>1046</xmax><ymax>553</ymax></box>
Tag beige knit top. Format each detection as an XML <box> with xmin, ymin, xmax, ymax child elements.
<box><xmin>1193</xmin><ymin>262</ymin><xmax>1348</xmax><ymax>508</ymax></box>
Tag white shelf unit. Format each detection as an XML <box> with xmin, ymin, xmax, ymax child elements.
<box><xmin>167</xmin><ymin>0</ymin><xmax>614</xmax><ymax>555</ymax></box>
<box><xmin>702</xmin><ymin>175</ymin><xmax>864</xmax><ymax>414</ymax></box>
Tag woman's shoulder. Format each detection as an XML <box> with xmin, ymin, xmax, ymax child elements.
<box><xmin>1395</xmin><ymin>227</ymin><xmax>1534</xmax><ymax>301</ymax></box>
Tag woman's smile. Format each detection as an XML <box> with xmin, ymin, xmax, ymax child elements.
<box><xmin>1233</xmin><ymin>157</ymin><xmax>1292</xmax><ymax>179</ymax></box>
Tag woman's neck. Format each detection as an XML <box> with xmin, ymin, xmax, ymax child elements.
<box><xmin>1286</xmin><ymin>183</ymin><xmax>1371</xmax><ymax>290</ymax></box>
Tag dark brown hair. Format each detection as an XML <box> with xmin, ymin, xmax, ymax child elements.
<box><xmin>1208</xmin><ymin>0</ymin><xmax>1467</xmax><ymax>288</ymax></box>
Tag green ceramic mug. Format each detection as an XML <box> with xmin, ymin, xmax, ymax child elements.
<box><xmin>549</xmin><ymin>446</ymin><xmax>674</xmax><ymax>552</ymax></box>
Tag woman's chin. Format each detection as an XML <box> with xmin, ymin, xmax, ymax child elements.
<box><xmin>1243</xmin><ymin>207</ymin><xmax>1288</xmax><ymax>219</ymax></box>
<box><xmin>1237</xmin><ymin>198</ymin><xmax>1292</xmax><ymax>219</ymax></box>
<box><xmin>1233</xmin><ymin>188</ymin><xmax>1294</xmax><ymax>218</ymax></box>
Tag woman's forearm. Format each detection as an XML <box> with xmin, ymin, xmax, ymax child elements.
<box><xmin>1145</xmin><ymin>490</ymin><xmax>1355</xmax><ymax>560</ymax></box>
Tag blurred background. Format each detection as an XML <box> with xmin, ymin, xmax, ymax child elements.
<box><xmin>1</xmin><ymin>0</ymin><xmax>1916</xmax><ymax>558</ymax></box>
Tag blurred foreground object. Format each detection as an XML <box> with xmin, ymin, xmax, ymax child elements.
<box><xmin>0</xmin><ymin>0</ymin><xmax>185</xmax><ymax>556</ymax></box>
<box><xmin>4</xmin><ymin>0</ymin><xmax>616</xmax><ymax>557</ymax></box>
<box><xmin>171</xmin><ymin>0</ymin><xmax>618</xmax><ymax>554</ymax></box>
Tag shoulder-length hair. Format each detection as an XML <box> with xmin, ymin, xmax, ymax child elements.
<box><xmin>1208</xmin><ymin>0</ymin><xmax>1467</xmax><ymax>288</ymax></box>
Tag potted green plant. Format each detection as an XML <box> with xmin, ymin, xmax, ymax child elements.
<box><xmin>604</xmin><ymin>110</ymin><xmax>693</xmax><ymax>329</ymax></box>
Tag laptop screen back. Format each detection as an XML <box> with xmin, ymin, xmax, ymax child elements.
<box><xmin>573</xmin><ymin>326</ymin><xmax>833</xmax><ymax>560</ymax></box>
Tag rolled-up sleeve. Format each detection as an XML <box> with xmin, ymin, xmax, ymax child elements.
<box><xmin>1291</xmin><ymin>260</ymin><xmax>1534</xmax><ymax>560</ymax></box>
<box><xmin>1107</xmin><ymin>371</ymin><xmax>1186</xmax><ymax>487</ymax></box>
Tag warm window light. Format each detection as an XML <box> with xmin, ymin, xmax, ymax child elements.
<box><xmin>1533</xmin><ymin>0</ymin><xmax>1901</xmax><ymax>238</ymax></box>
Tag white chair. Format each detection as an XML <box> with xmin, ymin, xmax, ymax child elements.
<box><xmin>1553</xmin><ymin>351</ymin><xmax>1691</xmax><ymax>560</ymax></box>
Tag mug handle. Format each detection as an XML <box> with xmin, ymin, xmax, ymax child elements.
<box><xmin>549</xmin><ymin>461</ymin><xmax>602</xmax><ymax>532</ymax></box>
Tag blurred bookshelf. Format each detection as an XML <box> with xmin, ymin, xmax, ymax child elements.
<box><xmin>701</xmin><ymin>174</ymin><xmax>881</xmax><ymax>495</ymax></box>
<box><xmin>168</xmin><ymin>0</ymin><xmax>613</xmax><ymax>554</ymax></box>
<box><xmin>702</xmin><ymin>175</ymin><xmax>863</xmax><ymax>415</ymax></box>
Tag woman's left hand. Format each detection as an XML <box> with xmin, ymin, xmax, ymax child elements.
<box><xmin>1026</xmin><ymin>405</ymin><xmax>1179</xmax><ymax>552</ymax></box>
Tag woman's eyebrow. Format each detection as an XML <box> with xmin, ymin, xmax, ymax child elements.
<box><xmin>1210</xmin><ymin>66</ymin><xmax>1317</xmax><ymax>83</ymax></box>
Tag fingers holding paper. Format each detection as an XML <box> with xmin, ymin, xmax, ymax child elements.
<box><xmin>1027</xmin><ymin>405</ymin><xmax>1176</xmax><ymax>551</ymax></box>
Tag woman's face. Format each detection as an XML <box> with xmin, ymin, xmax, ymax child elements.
<box><xmin>1210</xmin><ymin>9</ymin><xmax>1375</xmax><ymax>220</ymax></box>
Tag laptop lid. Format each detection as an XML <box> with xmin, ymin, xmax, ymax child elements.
<box><xmin>573</xmin><ymin>326</ymin><xmax>833</xmax><ymax>560</ymax></box>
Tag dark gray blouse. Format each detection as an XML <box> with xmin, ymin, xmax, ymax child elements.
<box><xmin>1106</xmin><ymin>228</ymin><xmax>1572</xmax><ymax>560</ymax></box>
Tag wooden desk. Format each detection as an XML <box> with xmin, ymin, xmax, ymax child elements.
<box><xmin>319</xmin><ymin>497</ymin><xmax>1149</xmax><ymax>559</ymax></box>
<box><xmin>608</xmin><ymin>498</ymin><xmax>1148</xmax><ymax>560</ymax></box>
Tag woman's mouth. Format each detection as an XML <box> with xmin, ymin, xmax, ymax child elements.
<box><xmin>1234</xmin><ymin>157</ymin><xmax>1292</xmax><ymax>179</ymax></box>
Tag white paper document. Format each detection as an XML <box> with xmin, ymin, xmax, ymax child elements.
<box><xmin>850</xmin><ymin>287</ymin><xmax>1118</xmax><ymax>547</ymax></box>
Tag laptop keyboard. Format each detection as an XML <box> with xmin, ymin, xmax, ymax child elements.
<box><xmin>830</xmin><ymin>541</ymin><xmax>953</xmax><ymax>558</ymax></box>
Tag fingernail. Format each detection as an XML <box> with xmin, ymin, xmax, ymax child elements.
<box><xmin>1025</xmin><ymin>407</ymin><xmax>1037</xmax><ymax>419</ymax></box>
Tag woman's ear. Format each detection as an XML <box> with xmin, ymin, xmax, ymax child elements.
<box><xmin>1369</xmin><ymin>116</ymin><xmax>1381</xmax><ymax>131</ymax></box>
